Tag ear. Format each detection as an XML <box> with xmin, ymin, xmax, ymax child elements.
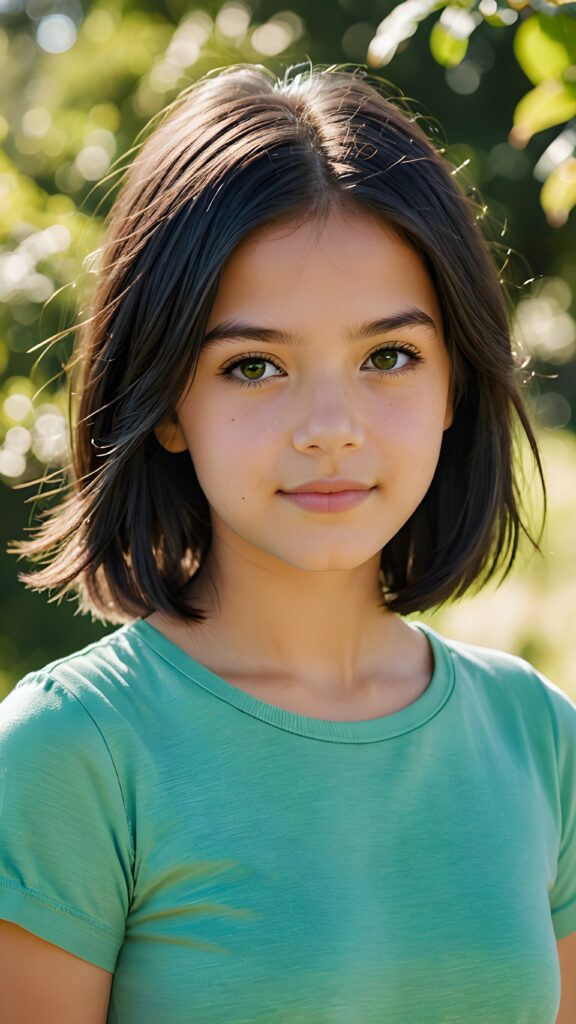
<box><xmin>443</xmin><ymin>375</ymin><xmax>455</xmax><ymax>431</ymax></box>
<box><xmin>154</xmin><ymin>415</ymin><xmax>188</xmax><ymax>453</ymax></box>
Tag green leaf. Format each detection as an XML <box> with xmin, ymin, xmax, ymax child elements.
<box><xmin>514</xmin><ymin>12</ymin><xmax>576</xmax><ymax>86</ymax></box>
<box><xmin>541</xmin><ymin>156</ymin><xmax>576</xmax><ymax>227</ymax></box>
<box><xmin>429</xmin><ymin>22</ymin><xmax>469</xmax><ymax>67</ymax></box>
<box><xmin>511</xmin><ymin>79</ymin><xmax>576</xmax><ymax>146</ymax></box>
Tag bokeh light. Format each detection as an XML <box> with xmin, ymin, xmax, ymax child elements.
<box><xmin>36</xmin><ymin>14</ymin><xmax>77</xmax><ymax>54</ymax></box>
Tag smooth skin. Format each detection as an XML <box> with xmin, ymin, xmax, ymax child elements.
<box><xmin>556</xmin><ymin>930</ymin><xmax>576</xmax><ymax>1022</ymax></box>
<box><xmin>0</xmin><ymin>921</ymin><xmax>113</xmax><ymax>1023</ymax></box>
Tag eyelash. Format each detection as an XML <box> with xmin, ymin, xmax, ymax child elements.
<box><xmin>216</xmin><ymin>343</ymin><xmax>424</xmax><ymax>389</ymax></box>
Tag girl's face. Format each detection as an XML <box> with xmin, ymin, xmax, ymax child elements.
<box><xmin>161</xmin><ymin>206</ymin><xmax>453</xmax><ymax>577</ymax></box>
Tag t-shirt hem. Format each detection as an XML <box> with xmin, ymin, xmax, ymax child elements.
<box><xmin>0</xmin><ymin>878</ymin><xmax>122</xmax><ymax>972</ymax></box>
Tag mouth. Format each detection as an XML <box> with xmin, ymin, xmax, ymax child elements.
<box><xmin>278</xmin><ymin>487</ymin><xmax>376</xmax><ymax>513</ymax></box>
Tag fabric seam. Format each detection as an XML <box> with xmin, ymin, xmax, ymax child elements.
<box><xmin>0</xmin><ymin>878</ymin><xmax>124</xmax><ymax>939</ymax></box>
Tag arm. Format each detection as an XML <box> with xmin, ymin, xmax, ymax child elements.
<box><xmin>556</xmin><ymin>932</ymin><xmax>576</xmax><ymax>1024</ymax></box>
<box><xmin>0</xmin><ymin>920</ymin><xmax>113</xmax><ymax>1024</ymax></box>
<box><xmin>0</xmin><ymin>673</ymin><xmax>133</xmax><ymax>976</ymax></box>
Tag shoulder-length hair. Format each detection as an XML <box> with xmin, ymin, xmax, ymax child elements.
<box><xmin>10</xmin><ymin>62</ymin><xmax>545</xmax><ymax>624</ymax></box>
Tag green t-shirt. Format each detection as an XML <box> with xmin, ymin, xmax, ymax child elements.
<box><xmin>0</xmin><ymin>618</ymin><xmax>575</xmax><ymax>1023</ymax></box>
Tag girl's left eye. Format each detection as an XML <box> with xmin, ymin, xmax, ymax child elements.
<box><xmin>216</xmin><ymin>344</ymin><xmax>423</xmax><ymax>388</ymax></box>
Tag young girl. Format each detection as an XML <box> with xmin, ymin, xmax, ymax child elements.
<box><xmin>0</xmin><ymin>62</ymin><xmax>574</xmax><ymax>1024</ymax></box>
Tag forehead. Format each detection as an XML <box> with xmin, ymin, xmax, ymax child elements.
<box><xmin>212</xmin><ymin>206</ymin><xmax>440</xmax><ymax>318</ymax></box>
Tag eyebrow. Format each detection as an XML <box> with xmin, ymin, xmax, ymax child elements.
<box><xmin>202</xmin><ymin>305</ymin><xmax>439</xmax><ymax>349</ymax></box>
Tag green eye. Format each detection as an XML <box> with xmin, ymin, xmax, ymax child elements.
<box><xmin>217</xmin><ymin>344</ymin><xmax>423</xmax><ymax>389</ymax></box>
<box><xmin>240</xmin><ymin>360</ymin><xmax>267</xmax><ymax>380</ymax></box>
<box><xmin>370</xmin><ymin>349</ymin><xmax>407</xmax><ymax>372</ymax></box>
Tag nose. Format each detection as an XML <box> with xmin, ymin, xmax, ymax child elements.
<box><xmin>291</xmin><ymin>378</ymin><xmax>366</xmax><ymax>452</ymax></box>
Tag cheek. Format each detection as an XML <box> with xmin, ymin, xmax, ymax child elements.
<box><xmin>373</xmin><ymin>395</ymin><xmax>448</xmax><ymax>498</ymax></box>
<box><xmin>375</xmin><ymin>392</ymin><xmax>447</xmax><ymax>451</ymax></box>
<box><xmin>182</xmin><ymin>403</ymin><xmax>272</xmax><ymax>497</ymax></box>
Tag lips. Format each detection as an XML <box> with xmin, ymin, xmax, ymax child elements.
<box><xmin>278</xmin><ymin>488</ymin><xmax>376</xmax><ymax>513</ymax></box>
<box><xmin>281</xmin><ymin>479</ymin><xmax>373</xmax><ymax>494</ymax></box>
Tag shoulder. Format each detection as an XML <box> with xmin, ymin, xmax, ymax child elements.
<box><xmin>0</xmin><ymin>622</ymin><xmax>156</xmax><ymax>791</ymax></box>
<box><xmin>0</xmin><ymin>645</ymin><xmax>136</xmax><ymax>975</ymax></box>
<box><xmin>420</xmin><ymin>622</ymin><xmax>576</xmax><ymax>732</ymax></box>
<box><xmin>1</xmin><ymin>621</ymin><xmax>155</xmax><ymax>727</ymax></box>
<box><xmin>0</xmin><ymin>630</ymin><xmax>140</xmax><ymax>867</ymax></box>
<box><xmin>21</xmin><ymin>620</ymin><xmax>151</xmax><ymax>697</ymax></box>
<box><xmin>430</xmin><ymin>626</ymin><xmax>543</xmax><ymax>681</ymax></box>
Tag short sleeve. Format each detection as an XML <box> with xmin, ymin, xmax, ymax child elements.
<box><xmin>542</xmin><ymin>678</ymin><xmax>576</xmax><ymax>940</ymax></box>
<box><xmin>0</xmin><ymin>671</ymin><xmax>134</xmax><ymax>971</ymax></box>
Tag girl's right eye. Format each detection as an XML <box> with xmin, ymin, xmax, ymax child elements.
<box><xmin>216</xmin><ymin>352</ymin><xmax>285</xmax><ymax>389</ymax></box>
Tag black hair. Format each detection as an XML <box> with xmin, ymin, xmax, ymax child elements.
<box><xmin>10</xmin><ymin>62</ymin><xmax>545</xmax><ymax>624</ymax></box>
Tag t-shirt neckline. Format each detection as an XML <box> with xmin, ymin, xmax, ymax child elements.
<box><xmin>126</xmin><ymin>618</ymin><xmax>455</xmax><ymax>743</ymax></box>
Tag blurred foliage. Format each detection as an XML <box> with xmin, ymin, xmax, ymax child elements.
<box><xmin>368</xmin><ymin>0</ymin><xmax>576</xmax><ymax>226</ymax></box>
<box><xmin>1</xmin><ymin>0</ymin><xmax>575</xmax><ymax>696</ymax></box>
